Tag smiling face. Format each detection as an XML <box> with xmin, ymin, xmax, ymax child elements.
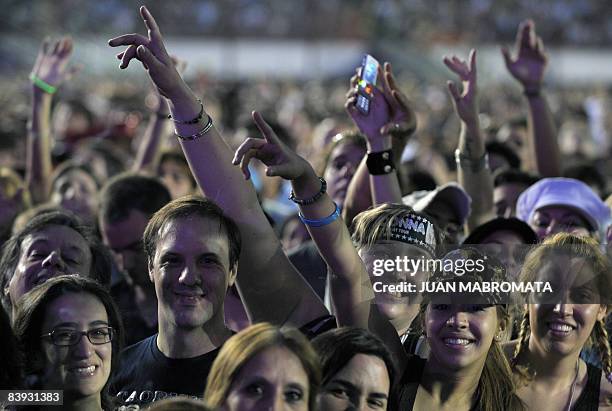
<box><xmin>7</xmin><ymin>225</ymin><xmax>92</xmax><ymax>307</ymax></box>
<box><xmin>528</xmin><ymin>256</ymin><xmax>606</xmax><ymax>357</ymax></box>
<box><xmin>426</xmin><ymin>304</ymin><xmax>502</xmax><ymax>372</ymax></box>
<box><xmin>40</xmin><ymin>292</ymin><xmax>112</xmax><ymax>399</ymax></box>
<box><xmin>318</xmin><ymin>353</ymin><xmax>390</xmax><ymax>411</ymax></box>
<box><xmin>359</xmin><ymin>242</ymin><xmax>429</xmax><ymax>323</ymax></box>
<box><xmin>149</xmin><ymin>215</ymin><xmax>236</xmax><ymax>330</ymax></box>
<box><xmin>530</xmin><ymin>206</ymin><xmax>592</xmax><ymax>241</ymax></box>
<box><xmin>323</xmin><ymin>142</ymin><xmax>366</xmax><ymax>207</ymax></box>
<box><xmin>224</xmin><ymin>345</ymin><xmax>310</xmax><ymax>411</ymax></box>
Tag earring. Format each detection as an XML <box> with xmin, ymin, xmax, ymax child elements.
<box><xmin>494</xmin><ymin>334</ymin><xmax>502</xmax><ymax>342</ymax></box>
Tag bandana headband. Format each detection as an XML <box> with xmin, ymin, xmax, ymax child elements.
<box><xmin>389</xmin><ymin>213</ymin><xmax>437</xmax><ymax>255</ymax></box>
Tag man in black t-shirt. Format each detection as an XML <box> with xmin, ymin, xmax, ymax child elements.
<box><xmin>110</xmin><ymin>197</ymin><xmax>239</xmax><ymax>409</ymax></box>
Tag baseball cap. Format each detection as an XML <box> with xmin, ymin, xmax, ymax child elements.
<box><xmin>402</xmin><ymin>182</ymin><xmax>471</xmax><ymax>225</ymax></box>
<box><xmin>516</xmin><ymin>178</ymin><xmax>610</xmax><ymax>233</ymax></box>
<box><xmin>463</xmin><ymin>217</ymin><xmax>538</xmax><ymax>245</ymax></box>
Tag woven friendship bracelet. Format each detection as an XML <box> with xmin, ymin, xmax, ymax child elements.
<box><xmin>29</xmin><ymin>74</ymin><xmax>57</xmax><ymax>94</ymax></box>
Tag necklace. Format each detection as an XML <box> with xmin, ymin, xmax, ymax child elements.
<box><xmin>566</xmin><ymin>359</ymin><xmax>580</xmax><ymax>411</ymax></box>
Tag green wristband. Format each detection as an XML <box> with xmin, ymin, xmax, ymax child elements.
<box><xmin>29</xmin><ymin>73</ymin><xmax>57</xmax><ymax>94</ymax></box>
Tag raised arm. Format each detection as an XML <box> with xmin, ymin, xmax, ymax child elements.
<box><xmin>132</xmin><ymin>58</ymin><xmax>185</xmax><ymax>173</ymax></box>
<box><xmin>343</xmin><ymin>62</ymin><xmax>416</xmax><ymax>224</ymax></box>
<box><xmin>502</xmin><ymin>20</ymin><xmax>560</xmax><ymax>177</ymax></box>
<box><xmin>27</xmin><ymin>37</ymin><xmax>78</xmax><ymax>204</ymax></box>
<box><xmin>445</xmin><ymin>50</ymin><xmax>493</xmax><ymax>231</ymax></box>
<box><xmin>233</xmin><ymin>111</ymin><xmax>409</xmax><ymax>372</ymax></box>
<box><xmin>109</xmin><ymin>6</ymin><xmax>327</xmax><ymax>328</ymax></box>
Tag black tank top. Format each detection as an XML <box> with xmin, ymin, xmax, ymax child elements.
<box><xmin>571</xmin><ymin>363</ymin><xmax>601</xmax><ymax>411</ymax></box>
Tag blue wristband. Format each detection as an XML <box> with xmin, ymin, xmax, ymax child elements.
<box><xmin>298</xmin><ymin>202</ymin><xmax>341</xmax><ymax>227</ymax></box>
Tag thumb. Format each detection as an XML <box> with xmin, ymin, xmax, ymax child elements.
<box><xmin>501</xmin><ymin>46</ymin><xmax>512</xmax><ymax>68</ymax></box>
<box><xmin>447</xmin><ymin>81</ymin><xmax>460</xmax><ymax>101</ymax></box>
<box><xmin>266</xmin><ymin>163</ymin><xmax>297</xmax><ymax>179</ymax></box>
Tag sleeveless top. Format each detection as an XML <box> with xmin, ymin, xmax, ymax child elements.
<box><xmin>571</xmin><ymin>363</ymin><xmax>601</xmax><ymax>411</ymax></box>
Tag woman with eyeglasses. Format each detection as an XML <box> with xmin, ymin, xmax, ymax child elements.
<box><xmin>13</xmin><ymin>275</ymin><xmax>123</xmax><ymax>411</ymax></box>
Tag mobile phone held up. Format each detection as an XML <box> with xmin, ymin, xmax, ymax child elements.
<box><xmin>355</xmin><ymin>54</ymin><xmax>380</xmax><ymax>115</ymax></box>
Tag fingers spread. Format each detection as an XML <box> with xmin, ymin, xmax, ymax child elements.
<box><xmin>120</xmin><ymin>45</ymin><xmax>138</xmax><ymax>69</ymax></box>
<box><xmin>108</xmin><ymin>34</ymin><xmax>149</xmax><ymax>47</ymax></box>
<box><xmin>252</xmin><ymin>111</ymin><xmax>280</xmax><ymax>145</ymax></box>
<box><xmin>447</xmin><ymin>80</ymin><xmax>460</xmax><ymax>101</ymax></box>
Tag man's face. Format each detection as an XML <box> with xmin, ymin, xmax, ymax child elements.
<box><xmin>149</xmin><ymin>216</ymin><xmax>236</xmax><ymax>330</ymax></box>
<box><xmin>7</xmin><ymin>225</ymin><xmax>92</xmax><ymax>308</ymax></box>
<box><xmin>100</xmin><ymin>210</ymin><xmax>150</xmax><ymax>287</ymax></box>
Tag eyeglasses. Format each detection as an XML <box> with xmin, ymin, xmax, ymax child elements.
<box><xmin>41</xmin><ymin>327</ymin><xmax>114</xmax><ymax>346</ymax></box>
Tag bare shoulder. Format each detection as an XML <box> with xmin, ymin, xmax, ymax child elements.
<box><xmin>502</xmin><ymin>339</ymin><xmax>519</xmax><ymax>360</ymax></box>
<box><xmin>599</xmin><ymin>371</ymin><xmax>612</xmax><ymax>410</ymax></box>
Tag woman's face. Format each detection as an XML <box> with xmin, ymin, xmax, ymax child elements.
<box><xmin>318</xmin><ymin>353</ymin><xmax>390</xmax><ymax>411</ymax></box>
<box><xmin>530</xmin><ymin>206</ymin><xmax>592</xmax><ymax>241</ymax></box>
<box><xmin>224</xmin><ymin>345</ymin><xmax>310</xmax><ymax>411</ymax></box>
<box><xmin>528</xmin><ymin>256</ymin><xmax>606</xmax><ymax>357</ymax></box>
<box><xmin>359</xmin><ymin>242</ymin><xmax>429</xmax><ymax>322</ymax></box>
<box><xmin>40</xmin><ymin>292</ymin><xmax>112</xmax><ymax>399</ymax></box>
<box><xmin>323</xmin><ymin>142</ymin><xmax>366</xmax><ymax>207</ymax></box>
<box><xmin>50</xmin><ymin>170</ymin><xmax>98</xmax><ymax>222</ymax></box>
<box><xmin>426</xmin><ymin>304</ymin><xmax>502</xmax><ymax>372</ymax></box>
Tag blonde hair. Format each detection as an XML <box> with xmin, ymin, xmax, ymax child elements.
<box><xmin>512</xmin><ymin>233</ymin><xmax>612</xmax><ymax>382</ymax></box>
<box><xmin>204</xmin><ymin>323</ymin><xmax>320</xmax><ymax>410</ymax></box>
<box><xmin>351</xmin><ymin>203</ymin><xmax>442</xmax><ymax>251</ymax></box>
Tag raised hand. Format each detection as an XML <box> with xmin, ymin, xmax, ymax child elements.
<box><xmin>379</xmin><ymin>62</ymin><xmax>417</xmax><ymax>136</ymax></box>
<box><xmin>444</xmin><ymin>49</ymin><xmax>479</xmax><ymax>126</ymax></box>
<box><xmin>502</xmin><ymin>20</ymin><xmax>547</xmax><ymax>92</ymax></box>
<box><xmin>108</xmin><ymin>6</ymin><xmax>185</xmax><ymax>99</ymax></box>
<box><xmin>345</xmin><ymin>66</ymin><xmax>391</xmax><ymax>142</ymax></box>
<box><xmin>232</xmin><ymin>111</ymin><xmax>312</xmax><ymax>181</ymax></box>
<box><xmin>31</xmin><ymin>37</ymin><xmax>80</xmax><ymax>88</ymax></box>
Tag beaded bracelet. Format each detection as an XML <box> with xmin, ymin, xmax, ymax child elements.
<box><xmin>168</xmin><ymin>99</ymin><xmax>204</xmax><ymax>124</ymax></box>
<box><xmin>298</xmin><ymin>202</ymin><xmax>341</xmax><ymax>227</ymax></box>
<box><xmin>289</xmin><ymin>177</ymin><xmax>327</xmax><ymax>205</ymax></box>
<box><xmin>29</xmin><ymin>74</ymin><xmax>57</xmax><ymax>94</ymax></box>
<box><xmin>175</xmin><ymin>115</ymin><xmax>214</xmax><ymax>141</ymax></box>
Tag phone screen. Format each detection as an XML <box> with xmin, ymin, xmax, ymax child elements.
<box><xmin>356</xmin><ymin>54</ymin><xmax>380</xmax><ymax>114</ymax></box>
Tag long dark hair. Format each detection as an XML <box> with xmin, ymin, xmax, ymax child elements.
<box><xmin>12</xmin><ymin>275</ymin><xmax>123</xmax><ymax>410</ymax></box>
<box><xmin>312</xmin><ymin>327</ymin><xmax>398</xmax><ymax>409</ymax></box>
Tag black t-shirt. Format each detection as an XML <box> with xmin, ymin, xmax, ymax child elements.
<box><xmin>110</xmin><ymin>334</ymin><xmax>220</xmax><ymax>410</ymax></box>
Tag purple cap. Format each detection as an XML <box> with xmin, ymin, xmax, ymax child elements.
<box><xmin>516</xmin><ymin>178</ymin><xmax>610</xmax><ymax>233</ymax></box>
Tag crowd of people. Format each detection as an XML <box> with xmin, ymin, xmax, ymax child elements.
<box><xmin>2</xmin><ymin>5</ymin><xmax>612</xmax><ymax>411</ymax></box>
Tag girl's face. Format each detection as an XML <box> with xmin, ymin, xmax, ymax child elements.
<box><xmin>318</xmin><ymin>354</ymin><xmax>390</xmax><ymax>411</ymax></box>
<box><xmin>323</xmin><ymin>142</ymin><xmax>366</xmax><ymax>207</ymax></box>
<box><xmin>426</xmin><ymin>304</ymin><xmax>502</xmax><ymax>372</ymax></box>
<box><xmin>528</xmin><ymin>256</ymin><xmax>606</xmax><ymax>357</ymax></box>
<box><xmin>530</xmin><ymin>206</ymin><xmax>592</xmax><ymax>241</ymax></box>
<box><xmin>40</xmin><ymin>292</ymin><xmax>112</xmax><ymax>399</ymax></box>
<box><xmin>224</xmin><ymin>345</ymin><xmax>310</xmax><ymax>411</ymax></box>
